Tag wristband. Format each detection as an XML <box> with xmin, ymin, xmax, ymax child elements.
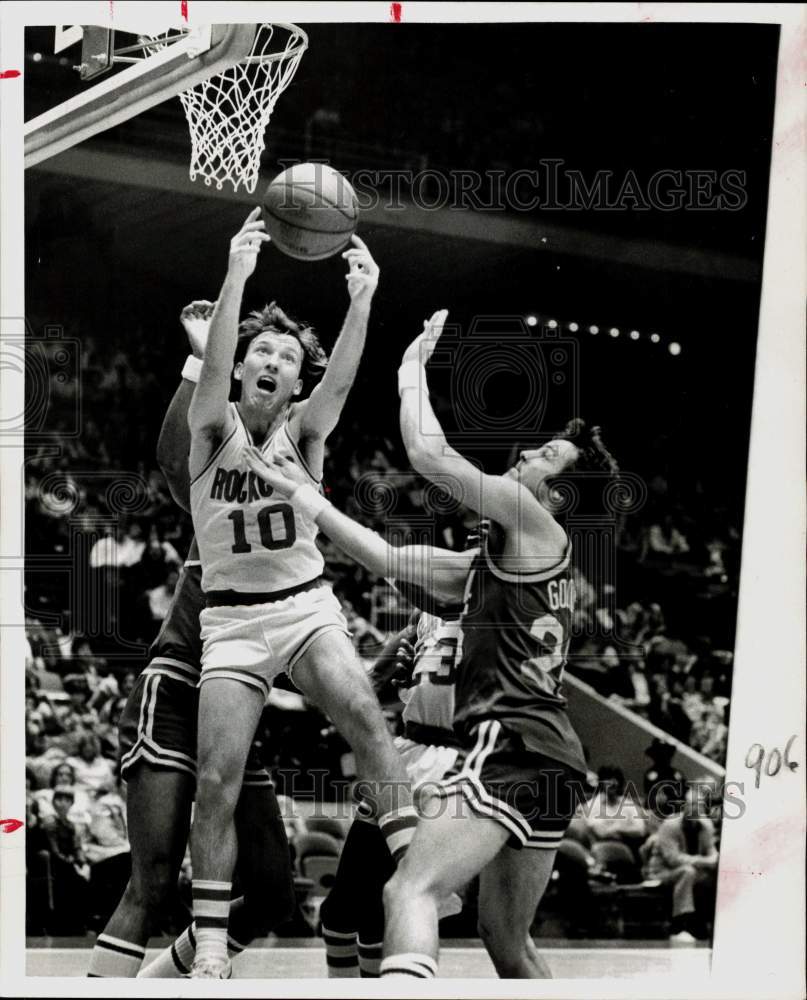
<box><xmin>397</xmin><ymin>359</ymin><xmax>425</xmax><ymax>397</ymax></box>
<box><xmin>291</xmin><ymin>483</ymin><xmax>330</xmax><ymax>521</ymax></box>
<box><xmin>181</xmin><ymin>355</ymin><xmax>204</xmax><ymax>383</ymax></box>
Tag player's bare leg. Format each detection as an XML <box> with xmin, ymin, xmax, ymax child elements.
<box><xmin>292</xmin><ymin>632</ymin><xmax>416</xmax><ymax>858</ymax></box>
<box><xmin>87</xmin><ymin>767</ymin><xmax>194</xmax><ymax>976</ymax></box>
<box><xmin>189</xmin><ymin>678</ymin><xmax>265</xmax><ymax>977</ymax></box>
<box><xmin>380</xmin><ymin>788</ymin><xmax>509</xmax><ymax>979</ymax></box>
<box><xmin>477</xmin><ymin>846</ymin><xmax>555</xmax><ymax>978</ymax></box>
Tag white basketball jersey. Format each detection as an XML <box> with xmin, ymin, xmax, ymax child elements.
<box><xmin>190</xmin><ymin>404</ymin><xmax>324</xmax><ymax>595</ymax></box>
<box><xmin>400</xmin><ymin>613</ymin><xmax>462</xmax><ymax>732</ymax></box>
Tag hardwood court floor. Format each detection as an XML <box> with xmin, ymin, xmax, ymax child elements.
<box><xmin>27</xmin><ymin>937</ymin><xmax>710</xmax><ymax>980</ymax></box>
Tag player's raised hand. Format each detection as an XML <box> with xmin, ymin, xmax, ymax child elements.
<box><xmin>401</xmin><ymin>308</ymin><xmax>449</xmax><ymax>366</ymax></box>
<box><xmin>341</xmin><ymin>235</ymin><xmax>379</xmax><ymax>306</ymax></box>
<box><xmin>244</xmin><ymin>446</ymin><xmax>308</xmax><ymax>499</ymax></box>
<box><xmin>228</xmin><ymin>207</ymin><xmax>271</xmax><ymax>282</ymax></box>
<box><xmin>180</xmin><ymin>299</ymin><xmax>216</xmax><ymax>358</ymax></box>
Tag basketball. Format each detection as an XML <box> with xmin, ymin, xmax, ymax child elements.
<box><xmin>262</xmin><ymin>163</ymin><xmax>359</xmax><ymax>261</ymax></box>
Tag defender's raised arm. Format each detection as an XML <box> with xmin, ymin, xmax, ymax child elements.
<box><xmin>157</xmin><ymin>300</ymin><xmax>215</xmax><ymax>512</ymax></box>
<box><xmin>397</xmin><ymin>310</ymin><xmax>558</xmax><ymax>543</ymax></box>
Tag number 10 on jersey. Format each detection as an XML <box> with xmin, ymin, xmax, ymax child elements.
<box><xmin>227</xmin><ymin>504</ymin><xmax>297</xmax><ymax>552</ymax></box>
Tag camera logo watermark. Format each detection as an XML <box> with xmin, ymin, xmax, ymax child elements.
<box><xmin>1</xmin><ymin>319</ymin><xmax>82</xmax><ymax>440</ymax></box>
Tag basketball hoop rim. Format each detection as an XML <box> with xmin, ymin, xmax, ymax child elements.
<box><xmin>244</xmin><ymin>22</ymin><xmax>309</xmax><ymax>63</ymax></box>
<box><xmin>140</xmin><ymin>22</ymin><xmax>308</xmax><ymax>65</ymax></box>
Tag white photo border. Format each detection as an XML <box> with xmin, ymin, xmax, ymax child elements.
<box><xmin>1</xmin><ymin>3</ymin><xmax>804</xmax><ymax>998</ymax></box>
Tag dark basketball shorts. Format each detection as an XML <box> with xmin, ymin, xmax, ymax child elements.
<box><xmin>433</xmin><ymin>719</ymin><xmax>584</xmax><ymax>850</ymax></box>
<box><xmin>118</xmin><ymin>664</ymin><xmax>271</xmax><ymax>788</ymax></box>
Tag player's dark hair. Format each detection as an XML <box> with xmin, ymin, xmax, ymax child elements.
<box><xmin>556</xmin><ymin>418</ymin><xmax>619</xmax><ymax>479</ymax></box>
<box><xmin>540</xmin><ymin>418</ymin><xmax>620</xmax><ymax>525</ymax></box>
<box><xmin>231</xmin><ymin>302</ymin><xmax>328</xmax><ymax>400</ymax></box>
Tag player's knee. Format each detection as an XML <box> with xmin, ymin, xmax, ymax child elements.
<box><xmin>383</xmin><ymin>866</ymin><xmax>433</xmax><ymax>914</ymax></box>
<box><xmin>382</xmin><ymin>871</ymin><xmax>405</xmax><ymax>916</ymax></box>
<box><xmin>195</xmin><ymin>762</ymin><xmax>241</xmax><ymax>814</ymax></box>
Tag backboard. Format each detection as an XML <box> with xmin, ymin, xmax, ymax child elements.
<box><xmin>24</xmin><ymin>24</ymin><xmax>258</xmax><ymax>168</ymax></box>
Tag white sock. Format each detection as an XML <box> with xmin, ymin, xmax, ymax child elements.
<box><xmin>380</xmin><ymin>952</ymin><xmax>438</xmax><ymax>978</ymax></box>
<box><xmin>192</xmin><ymin>880</ymin><xmax>231</xmax><ymax>966</ymax></box>
<box><xmin>87</xmin><ymin>934</ymin><xmax>146</xmax><ymax>977</ymax></box>
<box><xmin>358</xmin><ymin>939</ymin><xmax>383</xmax><ymax>977</ymax></box>
<box><xmin>138</xmin><ymin>923</ymin><xmax>249</xmax><ymax>978</ymax></box>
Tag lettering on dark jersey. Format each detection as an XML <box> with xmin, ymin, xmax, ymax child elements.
<box><xmin>547</xmin><ymin>578</ymin><xmax>576</xmax><ymax>612</ymax></box>
<box><xmin>210</xmin><ymin>468</ymin><xmax>275</xmax><ymax>504</ymax></box>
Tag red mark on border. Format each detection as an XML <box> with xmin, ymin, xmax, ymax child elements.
<box><xmin>390</xmin><ymin>2</ymin><xmax>402</xmax><ymax>23</ymax></box>
<box><xmin>0</xmin><ymin>70</ymin><xmax>21</xmax><ymax>80</ymax></box>
<box><xmin>181</xmin><ymin>0</ymin><xmax>189</xmax><ymax>21</ymax></box>
<box><xmin>0</xmin><ymin>818</ymin><xmax>23</xmax><ymax>834</ymax></box>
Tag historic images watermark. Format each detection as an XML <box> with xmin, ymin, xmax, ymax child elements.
<box><xmin>267</xmin><ymin>771</ymin><xmax>747</xmax><ymax>824</ymax></box>
<box><xmin>276</xmin><ymin>159</ymin><xmax>748</xmax><ymax>214</ymax></box>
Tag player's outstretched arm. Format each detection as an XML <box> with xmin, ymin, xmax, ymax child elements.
<box><xmin>157</xmin><ymin>300</ymin><xmax>215</xmax><ymax>511</ymax></box>
<box><xmin>188</xmin><ymin>208</ymin><xmax>270</xmax><ymax>476</ymax></box>
<box><xmin>292</xmin><ymin>235</ymin><xmax>379</xmax><ymax>443</ymax></box>
<box><xmin>398</xmin><ymin>310</ymin><xmax>548</xmax><ymax>536</ymax></box>
<box><xmin>244</xmin><ymin>447</ymin><xmax>471</xmax><ymax>604</ymax></box>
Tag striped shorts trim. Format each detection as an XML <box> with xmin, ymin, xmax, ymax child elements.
<box><xmin>120</xmin><ymin>674</ymin><xmax>197</xmax><ymax>779</ymax></box>
<box><xmin>197</xmin><ymin>666</ymin><xmax>272</xmax><ymax>700</ymax></box>
<box><xmin>242</xmin><ymin>766</ymin><xmax>274</xmax><ymax>788</ymax></box>
<box><xmin>145</xmin><ymin>657</ymin><xmax>199</xmax><ymax>686</ymax></box>
<box><xmin>119</xmin><ymin>671</ymin><xmax>273</xmax><ymax>788</ymax></box>
<box><xmin>436</xmin><ymin>720</ymin><xmax>569</xmax><ymax>851</ymax></box>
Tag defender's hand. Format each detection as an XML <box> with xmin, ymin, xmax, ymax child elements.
<box><xmin>401</xmin><ymin>309</ymin><xmax>449</xmax><ymax>366</ymax></box>
<box><xmin>228</xmin><ymin>207</ymin><xmax>271</xmax><ymax>282</ymax></box>
<box><xmin>342</xmin><ymin>235</ymin><xmax>379</xmax><ymax>306</ymax></box>
<box><xmin>180</xmin><ymin>299</ymin><xmax>216</xmax><ymax>358</ymax></box>
<box><xmin>244</xmin><ymin>447</ymin><xmax>308</xmax><ymax>499</ymax></box>
<box><xmin>391</xmin><ymin>636</ymin><xmax>417</xmax><ymax>690</ymax></box>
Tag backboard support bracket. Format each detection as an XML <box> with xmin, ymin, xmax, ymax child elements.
<box><xmin>77</xmin><ymin>26</ymin><xmax>113</xmax><ymax>81</ymax></box>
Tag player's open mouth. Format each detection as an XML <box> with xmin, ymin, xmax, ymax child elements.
<box><xmin>256</xmin><ymin>375</ymin><xmax>277</xmax><ymax>393</ymax></box>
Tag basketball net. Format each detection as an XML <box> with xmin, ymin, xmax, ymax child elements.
<box><xmin>143</xmin><ymin>24</ymin><xmax>307</xmax><ymax>194</ymax></box>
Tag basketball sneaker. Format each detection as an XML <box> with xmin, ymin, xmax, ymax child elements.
<box><xmin>189</xmin><ymin>957</ymin><xmax>232</xmax><ymax>979</ymax></box>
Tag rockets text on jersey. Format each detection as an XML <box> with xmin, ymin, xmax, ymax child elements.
<box><xmin>189</xmin><ymin>403</ymin><xmax>324</xmax><ymax>596</ymax></box>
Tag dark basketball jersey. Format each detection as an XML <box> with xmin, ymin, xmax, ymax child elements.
<box><xmin>454</xmin><ymin>520</ymin><xmax>587</xmax><ymax>775</ymax></box>
<box><xmin>146</xmin><ymin>538</ymin><xmax>203</xmax><ymax>685</ymax></box>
